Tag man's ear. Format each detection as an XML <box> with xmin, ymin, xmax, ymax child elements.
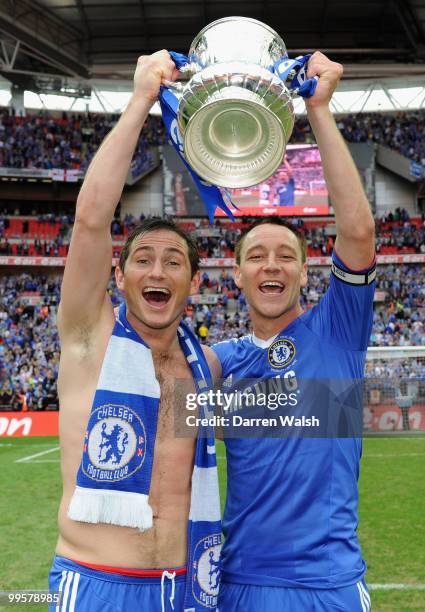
<box><xmin>233</xmin><ymin>263</ymin><xmax>243</xmax><ymax>289</ymax></box>
<box><xmin>115</xmin><ymin>265</ymin><xmax>125</xmax><ymax>293</ymax></box>
<box><xmin>190</xmin><ymin>270</ymin><xmax>201</xmax><ymax>296</ymax></box>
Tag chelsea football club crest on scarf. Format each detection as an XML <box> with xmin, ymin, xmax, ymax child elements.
<box><xmin>192</xmin><ymin>533</ymin><xmax>222</xmax><ymax>608</ymax></box>
<box><xmin>82</xmin><ymin>404</ymin><xmax>146</xmax><ymax>482</ymax></box>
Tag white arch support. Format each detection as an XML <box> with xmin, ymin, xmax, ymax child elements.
<box><xmin>0</xmin><ymin>75</ymin><xmax>425</xmax><ymax>114</ymax></box>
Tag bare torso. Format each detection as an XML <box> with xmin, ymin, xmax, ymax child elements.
<box><xmin>55</xmin><ymin>311</ymin><xmax>196</xmax><ymax>568</ymax></box>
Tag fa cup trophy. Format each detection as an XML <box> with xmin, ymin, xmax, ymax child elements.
<box><xmin>164</xmin><ymin>17</ymin><xmax>306</xmax><ymax>189</ymax></box>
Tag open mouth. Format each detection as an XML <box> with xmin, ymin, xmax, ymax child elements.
<box><xmin>142</xmin><ymin>287</ymin><xmax>171</xmax><ymax>306</ymax></box>
<box><xmin>259</xmin><ymin>281</ymin><xmax>285</xmax><ymax>295</ymax></box>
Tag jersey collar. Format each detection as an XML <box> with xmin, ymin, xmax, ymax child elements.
<box><xmin>251</xmin><ymin>332</ymin><xmax>279</xmax><ymax>348</ymax></box>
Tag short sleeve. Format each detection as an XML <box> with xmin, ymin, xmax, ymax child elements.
<box><xmin>211</xmin><ymin>339</ymin><xmax>237</xmax><ymax>378</ymax></box>
<box><xmin>305</xmin><ymin>250</ymin><xmax>376</xmax><ymax>351</ymax></box>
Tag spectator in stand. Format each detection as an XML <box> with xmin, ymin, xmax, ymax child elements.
<box><xmin>0</xmin><ymin>377</ymin><xmax>14</xmax><ymax>408</ymax></box>
<box><xmin>197</xmin><ymin>322</ymin><xmax>209</xmax><ymax>343</ymax></box>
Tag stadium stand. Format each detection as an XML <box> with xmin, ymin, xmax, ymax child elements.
<box><xmin>0</xmin><ymin>106</ymin><xmax>424</xmax><ymax>412</ymax></box>
<box><xmin>1</xmin><ymin>211</ymin><xmax>423</xmax><ymax>258</ymax></box>
<box><xmin>2</xmin><ymin>109</ymin><xmax>425</xmax><ymax>170</ymax></box>
<box><xmin>0</xmin><ymin>109</ymin><xmax>165</xmax><ymax>170</ymax></box>
<box><xmin>293</xmin><ymin>110</ymin><xmax>425</xmax><ymax>163</ymax></box>
<box><xmin>1</xmin><ymin>257</ymin><xmax>424</xmax><ymax>410</ymax></box>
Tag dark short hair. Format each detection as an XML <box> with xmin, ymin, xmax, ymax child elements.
<box><xmin>235</xmin><ymin>218</ymin><xmax>307</xmax><ymax>264</ymax></box>
<box><xmin>118</xmin><ymin>218</ymin><xmax>200</xmax><ymax>277</ymax></box>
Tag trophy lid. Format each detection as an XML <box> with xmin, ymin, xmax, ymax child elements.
<box><xmin>190</xmin><ymin>16</ymin><xmax>286</xmax><ymax>50</ymax></box>
<box><xmin>189</xmin><ymin>16</ymin><xmax>287</xmax><ymax>70</ymax></box>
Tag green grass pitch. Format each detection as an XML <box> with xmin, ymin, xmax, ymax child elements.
<box><xmin>0</xmin><ymin>436</ymin><xmax>424</xmax><ymax>611</ymax></box>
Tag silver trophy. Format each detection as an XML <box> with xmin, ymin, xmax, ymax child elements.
<box><xmin>166</xmin><ymin>17</ymin><xmax>295</xmax><ymax>188</ymax></box>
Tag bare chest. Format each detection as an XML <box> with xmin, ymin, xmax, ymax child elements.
<box><xmin>146</xmin><ymin>352</ymin><xmax>196</xmax><ymax>517</ymax></box>
<box><xmin>152</xmin><ymin>352</ymin><xmax>195</xmax><ymax>439</ymax></box>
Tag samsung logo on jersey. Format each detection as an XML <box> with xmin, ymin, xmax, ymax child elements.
<box><xmin>224</xmin><ymin>371</ymin><xmax>298</xmax><ymax>414</ymax></box>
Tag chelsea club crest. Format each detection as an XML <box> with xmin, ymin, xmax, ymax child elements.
<box><xmin>268</xmin><ymin>338</ymin><xmax>296</xmax><ymax>369</ymax></box>
<box><xmin>82</xmin><ymin>404</ymin><xmax>146</xmax><ymax>482</ymax></box>
<box><xmin>192</xmin><ymin>533</ymin><xmax>222</xmax><ymax>608</ymax></box>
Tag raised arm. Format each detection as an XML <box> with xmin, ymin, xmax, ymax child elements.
<box><xmin>305</xmin><ymin>52</ymin><xmax>375</xmax><ymax>270</ymax></box>
<box><xmin>58</xmin><ymin>51</ymin><xmax>179</xmax><ymax>339</ymax></box>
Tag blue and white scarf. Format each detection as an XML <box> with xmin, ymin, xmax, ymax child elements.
<box><xmin>68</xmin><ymin>303</ymin><xmax>222</xmax><ymax>611</ymax></box>
<box><xmin>160</xmin><ymin>51</ymin><xmax>318</xmax><ymax>221</ymax></box>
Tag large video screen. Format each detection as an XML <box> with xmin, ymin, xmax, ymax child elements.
<box><xmin>162</xmin><ymin>143</ymin><xmax>329</xmax><ymax>217</ymax></box>
<box><xmin>163</xmin><ymin>144</ymin><xmax>205</xmax><ymax>217</ymax></box>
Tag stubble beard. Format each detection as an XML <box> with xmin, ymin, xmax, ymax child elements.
<box><xmin>127</xmin><ymin>300</ymin><xmax>185</xmax><ymax>332</ymax></box>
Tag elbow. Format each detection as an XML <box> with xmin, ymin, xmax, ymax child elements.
<box><xmin>359</xmin><ymin>215</ymin><xmax>375</xmax><ymax>240</ymax></box>
<box><xmin>74</xmin><ymin>193</ymin><xmax>111</xmax><ymax>231</ymax></box>
<box><xmin>73</xmin><ymin>209</ymin><xmax>110</xmax><ymax>233</ymax></box>
<box><xmin>340</xmin><ymin>214</ymin><xmax>375</xmax><ymax>244</ymax></box>
<box><xmin>75</xmin><ymin>194</ymin><xmax>93</xmax><ymax>225</ymax></box>
<box><xmin>74</xmin><ymin>209</ymin><xmax>96</xmax><ymax>230</ymax></box>
<box><xmin>352</xmin><ymin>212</ymin><xmax>375</xmax><ymax>241</ymax></box>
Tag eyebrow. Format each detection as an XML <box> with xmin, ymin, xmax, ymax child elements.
<box><xmin>132</xmin><ymin>246</ymin><xmax>186</xmax><ymax>257</ymax></box>
<box><xmin>245</xmin><ymin>243</ymin><xmax>298</xmax><ymax>256</ymax></box>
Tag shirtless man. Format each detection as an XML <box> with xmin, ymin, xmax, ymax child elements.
<box><xmin>48</xmin><ymin>51</ymin><xmax>216</xmax><ymax>611</ymax></box>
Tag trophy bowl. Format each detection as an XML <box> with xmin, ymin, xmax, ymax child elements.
<box><xmin>176</xmin><ymin>17</ymin><xmax>295</xmax><ymax>188</ymax></box>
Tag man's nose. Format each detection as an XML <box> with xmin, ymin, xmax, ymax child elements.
<box><xmin>149</xmin><ymin>259</ymin><xmax>165</xmax><ymax>278</ymax></box>
<box><xmin>263</xmin><ymin>254</ymin><xmax>280</xmax><ymax>272</ymax></box>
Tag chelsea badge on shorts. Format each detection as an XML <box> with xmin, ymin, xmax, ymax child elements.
<box><xmin>82</xmin><ymin>404</ymin><xmax>146</xmax><ymax>483</ymax></box>
<box><xmin>192</xmin><ymin>533</ymin><xmax>222</xmax><ymax>608</ymax></box>
<box><xmin>268</xmin><ymin>338</ymin><xmax>296</xmax><ymax>369</ymax></box>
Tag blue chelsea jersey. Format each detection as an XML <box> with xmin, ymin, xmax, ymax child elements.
<box><xmin>212</xmin><ymin>251</ymin><xmax>376</xmax><ymax>589</ymax></box>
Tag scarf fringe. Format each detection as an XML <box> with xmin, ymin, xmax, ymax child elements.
<box><xmin>68</xmin><ymin>486</ymin><xmax>153</xmax><ymax>531</ymax></box>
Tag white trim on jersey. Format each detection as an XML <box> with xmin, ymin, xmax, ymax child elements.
<box><xmin>251</xmin><ymin>332</ymin><xmax>279</xmax><ymax>349</ymax></box>
<box><xmin>357</xmin><ymin>581</ymin><xmax>371</xmax><ymax>611</ymax></box>
<box><xmin>359</xmin><ymin>581</ymin><xmax>371</xmax><ymax>609</ymax></box>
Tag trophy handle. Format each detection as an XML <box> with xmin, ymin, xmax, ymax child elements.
<box><xmin>289</xmin><ymin>75</ymin><xmax>319</xmax><ymax>98</ymax></box>
<box><xmin>162</xmin><ymin>80</ymin><xmax>185</xmax><ymax>93</ymax></box>
<box><xmin>162</xmin><ymin>61</ymin><xmax>199</xmax><ymax>93</ymax></box>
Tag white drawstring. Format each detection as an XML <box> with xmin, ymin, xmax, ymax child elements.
<box><xmin>161</xmin><ymin>570</ymin><xmax>176</xmax><ymax>612</ymax></box>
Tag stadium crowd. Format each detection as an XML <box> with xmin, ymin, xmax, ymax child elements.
<box><xmin>1</xmin><ymin>209</ymin><xmax>423</xmax><ymax>258</ymax></box>
<box><xmin>0</xmin><ymin>108</ymin><xmax>164</xmax><ymax>171</ymax></box>
<box><xmin>1</xmin><ymin>263</ymin><xmax>423</xmax><ymax>410</ymax></box>
<box><xmin>293</xmin><ymin>110</ymin><xmax>425</xmax><ymax>163</ymax></box>
<box><xmin>0</xmin><ymin>107</ymin><xmax>424</xmax><ymax>410</ymax></box>
<box><xmin>1</xmin><ymin>109</ymin><xmax>425</xmax><ymax>170</ymax></box>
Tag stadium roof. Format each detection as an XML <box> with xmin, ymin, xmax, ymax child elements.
<box><xmin>0</xmin><ymin>0</ymin><xmax>425</xmax><ymax>113</ymax></box>
<box><xmin>1</xmin><ymin>0</ymin><xmax>425</xmax><ymax>80</ymax></box>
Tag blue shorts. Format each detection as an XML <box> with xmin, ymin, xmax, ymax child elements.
<box><xmin>48</xmin><ymin>555</ymin><xmax>186</xmax><ymax>612</ymax></box>
<box><xmin>218</xmin><ymin>579</ymin><xmax>371</xmax><ymax>611</ymax></box>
